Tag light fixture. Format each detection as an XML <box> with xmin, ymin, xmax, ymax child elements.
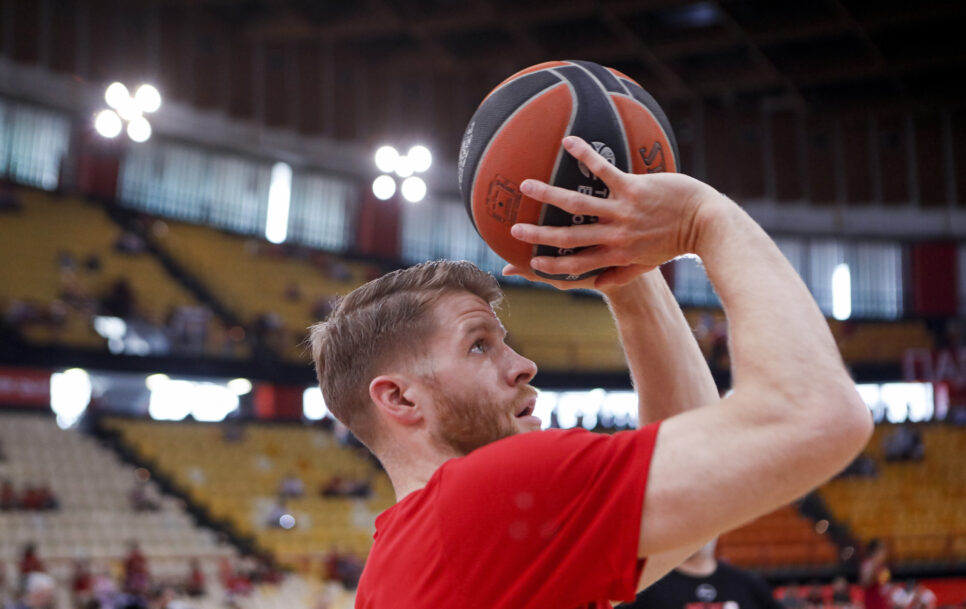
<box><xmin>374</xmin><ymin>146</ymin><xmax>399</xmax><ymax>174</ymax></box>
<box><xmin>96</xmin><ymin>81</ymin><xmax>161</xmax><ymax>143</ymax></box>
<box><xmin>227</xmin><ymin>378</ymin><xmax>253</xmax><ymax>396</ymax></box>
<box><xmin>372</xmin><ymin>175</ymin><xmax>396</xmax><ymax>200</ymax></box>
<box><xmin>134</xmin><ymin>84</ymin><xmax>162</xmax><ymax>113</ymax></box>
<box><xmin>127</xmin><ymin>117</ymin><xmax>152</xmax><ymax>143</ymax></box>
<box><xmin>401</xmin><ymin>176</ymin><xmax>426</xmax><ymax>203</ymax></box>
<box><xmin>105</xmin><ymin>82</ymin><xmax>130</xmax><ymax>109</ymax></box>
<box><xmin>408</xmin><ymin>145</ymin><xmax>432</xmax><ymax>173</ymax></box>
<box><xmin>94</xmin><ymin>110</ymin><xmax>122</xmax><ymax>138</ymax></box>
<box><xmin>373</xmin><ymin>143</ymin><xmax>432</xmax><ymax>203</ymax></box>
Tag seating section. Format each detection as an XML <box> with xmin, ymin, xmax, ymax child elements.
<box><xmin>0</xmin><ymin>413</ymin><xmax>235</xmax><ymax>605</ymax></box>
<box><xmin>152</xmin><ymin>221</ymin><xmax>375</xmax><ymax>362</ymax></box>
<box><xmin>819</xmin><ymin>424</ymin><xmax>966</xmax><ymax>565</ymax></box>
<box><xmin>718</xmin><ymin>505</ymin><xmax>840</xmax><ymax>569</ymax></box>
<box><xmin>0</xmin><ymin>188</ymin><xmax>233</xmax><ymax>354</ymax></box>
<box><xmin>106</xmin><ymin>418</ymin><xmax>394</xmax><ymax>566</ymax></box>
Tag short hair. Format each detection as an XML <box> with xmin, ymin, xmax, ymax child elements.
<box><xmin>309</xmin><ymin>260</ymin><xmax>503</xmax><ymax>451</ymax></box>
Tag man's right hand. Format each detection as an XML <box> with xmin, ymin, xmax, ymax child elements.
<box><xmin>508</xmin><ymin>135</ymin><xmax>730</xmax><ymax>288</ymax></box>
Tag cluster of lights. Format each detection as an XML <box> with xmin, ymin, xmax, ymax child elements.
<box><xmin>372</xmin><ymin>144</ymin><xmax>432</xmax><ymax>203</ymax></box>
<box><xmin>94</xmin><ymin>82</ymin><xmax>162</xmax><ymax>143</ymax></box>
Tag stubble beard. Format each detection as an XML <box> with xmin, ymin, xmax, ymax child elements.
<box><xmin>429</xmin><ymin>386</ymin><xmax>522</xmax><ymax>456</ymax></box>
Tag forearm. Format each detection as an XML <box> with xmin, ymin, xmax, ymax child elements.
<box><xmin>602</xmin><ymin>270</ymin><xmax>719</xmax><ymax>424</ymax></box>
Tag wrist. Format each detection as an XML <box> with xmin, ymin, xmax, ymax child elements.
<box><xmin>690</xmin><ymin>192</ymin><xmax>739</xmax><ymax>260</ymax></box>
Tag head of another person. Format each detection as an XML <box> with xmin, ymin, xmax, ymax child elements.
<box><xmin>309</xmin><ymin>260</ymin><xmax>539</xmax><ymax>462</ymax></box>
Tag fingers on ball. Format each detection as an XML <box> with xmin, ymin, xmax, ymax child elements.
<box><xmin>511</xmin><ymin>224</ymin><xmax>607</xmax><ymax>248</ymax></box>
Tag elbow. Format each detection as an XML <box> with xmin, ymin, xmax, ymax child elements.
<box><xmin>823</xmin><ymin>385</ymin><xmax>874</xmax><ymax>462</ymax></box>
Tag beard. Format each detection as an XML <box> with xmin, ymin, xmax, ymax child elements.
<box><xmin>429</xmin><ymin>384</ymin><xmax>534</xmax><ymax>456</ymax></box>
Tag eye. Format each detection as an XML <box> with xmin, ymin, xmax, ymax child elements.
<box><xmin>469</xmin><ymin>339</ymin><xmax>486</xmax><ymax>354</ymax></box>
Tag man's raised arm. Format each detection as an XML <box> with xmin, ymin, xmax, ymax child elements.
<box><xmin>601</xmin><ymin>271</ymin><xmax>719</xmax><ymax>425</ymax></box>
<box><xmin>510</xmin><ymin>135</ymin><xmax>873</xmax><ymax>560</ymax></box>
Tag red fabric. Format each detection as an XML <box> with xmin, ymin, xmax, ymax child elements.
<box><xmin>357</xmin><ymin>424</ymin><xmax>661</xmax><ymax>608</ymax></box>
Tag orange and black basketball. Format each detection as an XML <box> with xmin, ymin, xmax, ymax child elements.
<box><xmin>458</xmin><ymin>60</ymin><xmax>679</xmax><ymax>281</ymax></box>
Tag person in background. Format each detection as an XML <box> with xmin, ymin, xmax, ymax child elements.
<box><xmin>277</xmin><ymin>473</ymin><xmax>305</xmax><ymax>499</ymax></box>
<box><xmin>861</xmin><ymin>539</ymin><xmax>892</xmax><ymax>609</ymax></box>
<box><xmin>17</xmin><ymin>545</ymin><xmax>44</xmax><ymax>590</ymax></box>
<box><xmin>122</xmin><ymin>542</ymin><xmax>150</xmax><ymax>598</ymax></box>
<box><xmin>9</xmin><ymin>573</ymin><xmax>55</xmax><ymax>609</ymax></box>
<box><xmin>71</xmin><ymin>559</ymin><xmax>94</xmax><ymax>609</ymax></box>
<box><xmin>831</xmin><ymin>576</ymin><xmax>854</xmax><ymax>608</ymax></box>
<box><xmin>184</xmin><ymin>560</ymin><xmax>205</xmax><ymax>598</ymax></box>
<box><xmin>618</xmin><ymin>539</ymin><xmax>783</xmax><ymax>609</ymax></box>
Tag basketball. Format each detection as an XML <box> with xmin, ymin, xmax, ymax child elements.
<box><xmin>458</xmin><ymin>60</ymin><xmax>680</xmax><ymax>281</ymax></box>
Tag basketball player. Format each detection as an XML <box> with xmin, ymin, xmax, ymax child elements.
<box><xmin>309</xmin><ymin>136</ymin><xmax>873</xmax><ymax>608</ymax></box>
<box><xmin>616</xmin><ymin>538</ymin><xmax>784</xmax><ymax>609</ymax></box>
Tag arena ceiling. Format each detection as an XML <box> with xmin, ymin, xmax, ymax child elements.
<box><xmin>214</xmin><ymin>0</ymin><xmax>966</xmax><ymax>110</ymax></box>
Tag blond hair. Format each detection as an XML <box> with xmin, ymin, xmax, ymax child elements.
<box><xmin>309</xmin><ymin>260</ymin><xmax>503</xmax><ymax>450</ymax></box>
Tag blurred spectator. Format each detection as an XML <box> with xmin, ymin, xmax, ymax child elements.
<box><xmin>184</xmin><ymin>560</ymin><xmax>205</xmax><ymax>598</ymax></box>
<box><xmin>861</xmin><ymin>539</ymin><xmax>892</xmax><ymax>609</ymax></box>
<box><xmin>101</xmin><ymin>279</ymin><xmax>137</xmax><ymax>319</ymax></box>
<box><xmin>1</xmin><ymin>480</ymin><xmax>16</xmax><ymax>510</ymax></box>
<box><xmin>278</xmin><ymin>473</ymin><xmax>304</xmax><ymax>499</ymax></box>
<box><xmin>129</xmin><ymin>480</ymin><xmax>160</xmax><ymax>512</ymax></box>
<box><xmin>17</xmin><ymin>545</ymin><xmax>45</xmax><ymax>589</ymax></box>
<box><xmin>805</xmin><ymin>583</ymin><xmax>825</xmax><ymax>608</ymax></box>
<box><xmin>831</xmin><ymin>577</ymin><xmax>854</xmax><ymax>608</ymax></box>
<box><xmin>311</xmin><ymin>296</ymin><xmax>335</xmax><ymax>321</ymax></box>
<box><xmin>883</xmin><ymin>425</ymin><xmax>924</xmax><ymax>462</ymax></box>
<box><xmin>320</xmin><ymin>475</ymin><xmax>371</xmax><ymax>499</ymax></box>
<box><xmin>908</xmin><ymin>582</ymin><xmax>937</xmax><ymax>609</ymax></box>
<box><xmin>838</xmin><ymin>455</ymin><xmax>879</xmax><ymax>478</ymax></box>
<box><xmin>21</xmin><ymin>485</ymin><xmax>58</xmax><ymax>511</ymax></box>
<box><xmin>166</xmin><ymin>305</ymin><xmax>210</xmax><ymax>356</ymax></box>
<box><xmin>83</xmin><ymin>254</ymin><xmax>102</xmax><ymax>274</ymax></box>
<box><xmin>114</xmin><ymin>231</ymin><xmax>146</xmax><ymax>254</ymax></box>
<box><xmin>265</xmin><ymin>498</ymin><xmax>288</xmax><ymax>528</ymax></box>
<box><xmin>57</xmin><ymin>251</ymin><xmax>77</xmax><ymax>273</ymax></box>
<box><xmin>617</xmin><ymin>538</ymin><xmax>782</xmax><ymax>609</ymax></box>
<box><xmin>284</xmin><ymin>283</ymin><xmax>302</xmax><ymax>302</ymax></box>
<box><xmin>10</xmin><ymin>572</ymin><xmax>56</xmax><ymax>609</ymax></box>
<box><xmin>71</xmin><ymin>560</ymin><xmax>94</xmax><ymax>609</ymax></box>
<box><xmin>781</xmin><ymin>585</ymin><xmax>807</xmax><ymax>609</ymax></box>
<box><xmin>122</xmin><ymin>542</ymin><xmax>151</xmax><ymax>597</ymax></box>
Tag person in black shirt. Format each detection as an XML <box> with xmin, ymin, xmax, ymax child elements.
<box><xmin>619</xmin><ymin>539</ymin><xmax>783</xmax><ymax>609</ymax></box>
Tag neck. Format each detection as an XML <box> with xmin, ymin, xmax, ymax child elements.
<box><xmin>677</xmin><ymin>554</ymin><xmax>718</xmax><ymax>577</ymax></box>
<box><xmin>380</xmin><ymin>435</ymin><xmax>462</xmax><ymax>502</ymax></box>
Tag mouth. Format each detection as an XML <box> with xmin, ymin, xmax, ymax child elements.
<box><xmin>515</xmin><ymin>396</ymin><xmax>537</xmax><ymax>418</ymax></box>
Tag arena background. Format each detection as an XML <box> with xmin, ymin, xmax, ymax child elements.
<box><xmin>0</xmin><ymin>0</ymin><xmax>965</xmax><ymax>608</ymax></box>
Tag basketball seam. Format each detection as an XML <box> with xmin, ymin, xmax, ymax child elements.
<box><xmin>536</xmin><ymin>65</ymin><xmax>582</xmax><ymax>262</ymax></box>
<box><xmin>468</xmin><ymin>80</ymin><xmax>571</xmax><ymax>238</ymax></box>
<box><xmin>568</xmin><ymin>61</ymin><xmax>632</xmax><ymax>177</ymax></box>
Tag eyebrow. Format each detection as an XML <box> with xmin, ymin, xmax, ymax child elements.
<box><xmin>462</xmin><ymin>318</ymin><xmax>507</xmax><ymax>339</ymax></box>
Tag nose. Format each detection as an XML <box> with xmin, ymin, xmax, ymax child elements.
<box><xmin>507</xmin><ymin>347</ymin><xmax>538</xmax><ymax>387</ymax></box>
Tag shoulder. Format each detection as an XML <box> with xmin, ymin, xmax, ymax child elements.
<box><xmin>443</xmin><ymin>425</ymin><xmax>660</xmax><ymax>481</ymax></box>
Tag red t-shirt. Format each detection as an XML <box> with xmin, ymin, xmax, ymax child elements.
<box><xmin>356</xmin><ymin>423</ymin><xmax>661</xmax><ymax>608</ymax></box>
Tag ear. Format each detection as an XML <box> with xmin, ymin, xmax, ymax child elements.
<box><xmin>369</xmin><ymin>374</ymin><xmax>423</xmax><ymax>425</ymax></box>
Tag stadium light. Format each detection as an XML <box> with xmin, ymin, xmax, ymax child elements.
<box><xmin>374</xmin><ymin>146</ymin><xmax>399</xmax><ymax>174</ymax></box>
<box><xmin>50</xmin><ymin>368</ymin><xmax>92</xmax><ymax>429</ymax></box>
<box><xmin>373</xmin><ymin>143</ymin><xmax>432</xmax><ymax>204</ymax></box>
<box><xmin>134</xmin><ymin>84</ymin><xmax>162</xmax><ymax>113</ymax></box>
<box><xmin>265</xmin><ymin>162</ymin><xmax>292</xmax><ymax>244</ymax></box>
<box><xmin>832</xmin><ymin>262</ymin><xmax>851</xmax><ymax>320</ymax></box>
<box><xmin>97</xmin><ymin>82</ymin><xmax>161</xmax><ymax>143</ymax></box>
<box><xmin>95</xmin><ymin>110</ymin><xmax>123</xmax><ymax>138</ymax></box>
<box><xmin>127</xmin><ymin>116</ymin><xmax>152</xmax><ymax>143</ymax></box>
<box><xmin>401</xmin><ymin>176</ymin><xmax>427</xmax><ymax>203</ymax></box>
<box><xmin>408</xmin><ymin>145</ymin><xmax>432</xmax><ymax>173</ymax></box>
<box><xmin>105</xmin><ymin>82</ymin><xmax>130</xmax><ymax>109</ymax></box>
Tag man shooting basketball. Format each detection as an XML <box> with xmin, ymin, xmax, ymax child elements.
<box><xmin>309</xmin><ymin>136</ymin><xmax>872</xmax><ymax>608</ymax></box>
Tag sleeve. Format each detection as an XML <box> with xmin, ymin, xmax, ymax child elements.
<box><xmin>435</xmin><ymin>423</ymin><xmax>661</xmax><ymax>608</ymax></box>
